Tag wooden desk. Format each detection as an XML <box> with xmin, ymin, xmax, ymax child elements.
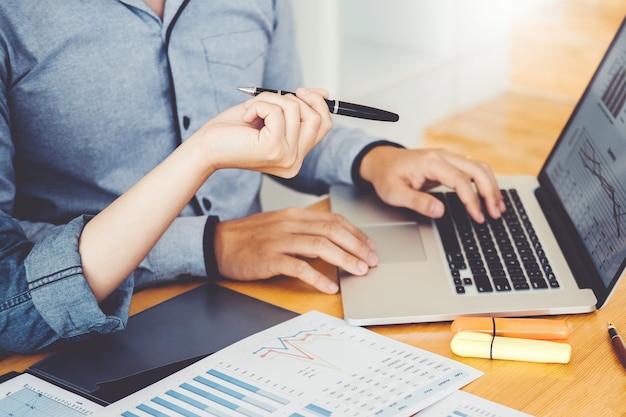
<box><xmin>2</xmin><ymin>195</ymin><xmax>624</xmax><ymax>415</ymax></box>
<box><xmin>222</xmin><ymin>201</ymin><xmax>626</xmax><ymax>417</ymax></box>
<box><xmin>2</xmin><ymin>163</ymin><xmax>625</xmax><ymax>416</ymax></box>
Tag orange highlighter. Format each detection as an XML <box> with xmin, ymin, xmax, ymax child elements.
<box><xmin>451</xmin><ymin>317</ymin><xmax>569</xmax><ymax>340</ymax></box>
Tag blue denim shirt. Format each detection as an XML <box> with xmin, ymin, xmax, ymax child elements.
<box><xmin>0</xmin><ymin>213</ymin><xmax>131</xmax><ymax>353</ymax></box>
<box><xmin>0</xmin><ymin>0</ymin><xmax>383</xmax><ymax>348</ymax></box>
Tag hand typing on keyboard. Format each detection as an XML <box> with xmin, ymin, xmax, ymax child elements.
<box><xmin>433</xmin><ymin>189</ymin><xmax>559</xmax><ymax>295</ymax></box>
<box><xmin>358</xmin><ymin>147</ymin><xmax>507</xmax><ymax>223</ymax></box>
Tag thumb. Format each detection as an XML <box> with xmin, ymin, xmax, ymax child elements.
<box><xmin>377</xmin><ymin>182</ymin><xmax>445</xmax><ymax>219</ymax></box>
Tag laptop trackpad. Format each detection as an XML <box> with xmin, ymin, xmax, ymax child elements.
<box><xmin>362</xmin><ymin>224</ymin><xmax>426</xmax><ymax>263</ymax></box>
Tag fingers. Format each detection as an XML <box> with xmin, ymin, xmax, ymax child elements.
<box><xmin>241</xmin><ymin>88</ymin><xmax>332</xmax><ymax>178</ymax></box>
<box><xmin>260</xmin><ymin>211</ymin><xmax>379</xmax><ymax>285</ymax></box>
<box><xmin>362</xmin><ymin>147</ymin><xmax>505</xmax><ymax>224</ymax></box>
<box><xmin>402</xmin><ymin>150</ymin><xmax>504</xmax><ymax>223</ymax></box>
<box><xmin>273</xmin><ymin>255</ymin><xmax>341</xmax><ymax>294</ymax></box>
<box><xmin>380</xmin><ymin>181</ymin><xmax>446</xmax><ymax>219</ymax></box>
<box><xmin>438</xmin><ymin>152</ymin><xmax>505</xmax><ymax>221</ymax></box>
<box><xmin>214</xmin><ymin>209</ymin><xmax>378</xmax><ymax>294</ymax></box>
<box><xmin>284</xmin><ymin>213</ymin><xmax>378</xmax><ymax>271</ymax></box>
<box><xmin>294</xmin><ymin>87</ymin><xmax>333</xmax><ymax>155</ymax></box>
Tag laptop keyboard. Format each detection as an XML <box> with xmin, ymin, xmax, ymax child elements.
<box><xmin>432</xmin><ymin>189</ymin><xmax>560</xmax><ymax>294</ymax></box>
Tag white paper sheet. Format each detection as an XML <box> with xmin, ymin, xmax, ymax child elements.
<box><xmin>415</xmin><ymin>390</ymin><xmax>534</xmax><ymax>416</ymax></box>
<box><xmin>101</xmin><ymin>310</ymin><xmax>482</xmax><ymax>417</ymax></box>
<box><xmin>0</xmin><ymin>372</ymin><xmax>104</xmax><ymax>416</ymax></box>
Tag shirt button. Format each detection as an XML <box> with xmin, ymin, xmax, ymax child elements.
<box><xmin>202</xmin><ymin>197</ymin><xmax>212</xmax><ymax>211</ymax></box>
<box><xmin>182</xmin><ymin>116</ymin><xmax>190</xmax><ymax>129</ymax></box>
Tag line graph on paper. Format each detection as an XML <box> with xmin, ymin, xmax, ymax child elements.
<box><xmin>550</xmin><ymin>127</ymin><xmax>626</xmax><ymax>279</ymax></box>
<box><xmin>0</xmin><ymin>387</ymin><xmax>88</xmax><ymax>417</ymax></box>
<box><xmin>252</xmin><ymin>329</ymin><xmax>341</xmax><ymax>370</ymax></box>
<box><xmin>0</xmin><ymin>374</ymin><xmax>102</xmax><ymax>417</ymax></box>
<box><xmin>212</xmin><ymin>314</ymin><xmax>470</xmax><ymax>416</ymax></box>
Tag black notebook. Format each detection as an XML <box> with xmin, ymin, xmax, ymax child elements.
<box><xmin>27</xmin><ymin>283</ymin><xmax>297</xmax><ymax>405</ymax></box>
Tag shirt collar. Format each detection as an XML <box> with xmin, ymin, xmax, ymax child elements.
<box><xmin>116</xmin><ymin>0</ymin><xmax>187</xmax><ymax>26</ymax></box>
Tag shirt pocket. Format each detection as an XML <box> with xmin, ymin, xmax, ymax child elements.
<box><xmin>202</xmin><ymin>30</ymin><xmax>268</xmax><ymax>109</ymax></box>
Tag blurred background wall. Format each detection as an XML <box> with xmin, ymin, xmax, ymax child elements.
<box><xmin>261</xmin><ymin>0</ymin><xmax>556</xmax><ymax>210</ymax></box>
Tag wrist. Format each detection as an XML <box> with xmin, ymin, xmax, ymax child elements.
<box><xmin>182</xmin><ymin>130</ymin><xmax>218</xmax><ymax>178</ymax></box>
<box><xmin>351</xmin><ymin>141</ymin><xmax>405</xmax><ymax>189</ymax></box>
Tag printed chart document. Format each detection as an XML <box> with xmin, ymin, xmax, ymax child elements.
<box><xmin>101</xmin><ymin>311</ymin><xmax>482</xmax><ymax>417</ymax></box>
<box><xmin>416</xmin><ymin>390</ymin><xmax>534</xmax><ymax>417</ymax></box>
<box><xmin>0</xmin><ymin>373</ymin><xmax>104</xmax><ymax>416</ymax></box>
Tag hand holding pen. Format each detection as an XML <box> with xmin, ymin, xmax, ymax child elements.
<box><xmin>238</xmin><ymin>87</ymin><xmax>399</xmax><ymax>122</ymax></box>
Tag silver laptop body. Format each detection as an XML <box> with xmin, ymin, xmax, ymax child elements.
<box><xmin>331</xmin><ymin>17</ymin><xmax>626</xmax><ymax>326</ymax></box>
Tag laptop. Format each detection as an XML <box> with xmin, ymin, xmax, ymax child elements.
<box><xmin>330</xmin><ymin>16</ymin><xmax>626</xmax><ymax>326</ymax></box>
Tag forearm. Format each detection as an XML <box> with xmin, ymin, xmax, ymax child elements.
<box><xmin>79</xmin><ymin>137</ymin><xmax>214</xmax><ymax>302</ymax></box>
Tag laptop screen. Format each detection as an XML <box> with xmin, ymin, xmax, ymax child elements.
<box><xmin>540</xmin><ymin>17</ymin><xmax>626</xmax><ymax>299</ymax></box>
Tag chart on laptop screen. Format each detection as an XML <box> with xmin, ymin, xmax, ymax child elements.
<box><xmin>600</xmin><ymin>51</ymin><xmax>626</xmax><ymax>119</ymax></box>
<box><xmin>549</xmin><ymin>127</ymin><xmax>626</xmax><ymax>283</ymax></box>
<box><xmin>545</xmin><ymin>34</ymin><xmax>626</xmax><ymax>288</ymax></box>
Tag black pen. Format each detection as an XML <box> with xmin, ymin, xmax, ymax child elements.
<box><xmin>237</xmin><ymin>87</ymin><xmax>399</xmax><ymax>122</ymax></box>
<box><xmin>608</xmin><ymin>323</ymin><xmax>626</xmax><ymax>370</ymax></box>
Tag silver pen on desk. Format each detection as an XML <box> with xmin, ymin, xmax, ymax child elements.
<box><xmin>237</xmin><ymin>87</ymin><xmax>399</xmax><ymax>122</ymax></box>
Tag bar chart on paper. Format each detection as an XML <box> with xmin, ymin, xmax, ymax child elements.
<box><xmin>415</xmin><ymin>390</ymin><xmax>533</xmax><ymax>417</ymax></box>
<box><xmin>0</xmin><ymin>373</ymin><xmax>103</xmax><ymax>417</ymax></box>
<box><xmin>102</xmin><ymin>311</ymin><xmax>482</xmax><ymax>417</ymax></box>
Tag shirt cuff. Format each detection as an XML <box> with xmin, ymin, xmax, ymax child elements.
<box><xmin>202</xmin><ymin>215</ymin><xmax>221</xmax><ymax>279</ymax></box>
<box><xmin>24</xmin><ymin>216</ymin><xmax>131</xmax><ymax>341</ymax></box>
<box><xmin>351</xmin><ymin>140</ymin><xmax>405</xmax><ymax>189</ymax></box>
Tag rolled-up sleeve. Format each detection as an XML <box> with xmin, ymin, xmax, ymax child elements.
<box><xmin>15</xmin><ymin>216</ymin><xmax>132</xmax><ymax>352</ymax></box>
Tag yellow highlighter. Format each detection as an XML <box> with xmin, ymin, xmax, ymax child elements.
<box><xmin>451</xmin><ymin>331</ymin><xmax>571</xmax><ymax>364</ymax></box>
<box><xmin>451</xmin><ymin>317</ymin><xmax>570</xmax><ymax>340</ymax></box>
